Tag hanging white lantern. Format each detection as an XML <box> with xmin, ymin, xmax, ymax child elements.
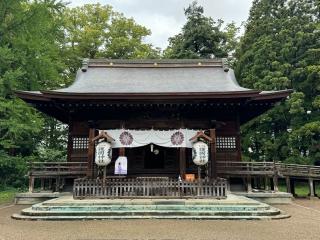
<box><xmin>95</xmin><ymin>141</ymin><xmax>112</xmax><ymax>166</ymax></box>
<box><xmin>192</xmin><ymin>141</ymin><xmax>209</xmax><ymax>166</ymax></box>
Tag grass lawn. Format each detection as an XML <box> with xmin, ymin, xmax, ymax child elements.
<box><xmin>278</xmin><ymin>181</ymin><xmax>320</xmax><ymax>197</ymax></box>
<box><xmin>0</xmin><ymin>188</ymin><xmax>18</xmax><ymax>205</ymax></box>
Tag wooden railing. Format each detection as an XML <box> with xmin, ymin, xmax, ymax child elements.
<box><xmin>217</xmin><ymin>161</ymin><xmax>320</xmax><ymax>179</ymax></box>
<box><xmin>29</xmin><ymin>162</ymin><xmax>87</xmax><ymax>177</ymax></box>
<box><xmin>73</xmin><ymin>177</ymin><xmax>227</xmax><ymax>199</ymax></box>
<box><xmin>277</xmin><ymin>163</ymin><xmax>320</xmax><ymax>178</ymax></box>
<box><xmin>217</xmin><ymin>161</ymin><xmax>275</xmax><ymax>175</ymax></box>
<box><xmin>28</xmin><ymin>162</ymin><xmax>88</xmax><ymax>192</ymax></box>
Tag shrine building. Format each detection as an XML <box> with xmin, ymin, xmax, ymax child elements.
<box><xmin>16</xmin><ymin>59</ymin><xmax>291</xmax><ymax>198</ymax></box>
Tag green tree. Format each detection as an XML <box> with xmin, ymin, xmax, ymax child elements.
<box><xmin>0</xmin><ymin>0</ymin><xmax>68</xmax><ymax>188</ymax></box>
<box><xmin>62</xmin><ymin>4</ymin><xmax>160</xmax><ymax>77</ymax></box>
<box><xmin>0</xmin><ymin>0</ymin><xmax>66</xmax><ymax>155</ymax></box>
<box><xmin>164</xmin><ymin>1</ymin><xmax>229</xmax><ymax>58</ymax></box>
<box><xmin>235</xmin><ymin>0</ymin><xmax>320</xmax><ymax>163</ymax></box>
<box><xmin>0</xmin><ymin>1</ymin><xmax>162</xmax><ymax>188</ymax></box>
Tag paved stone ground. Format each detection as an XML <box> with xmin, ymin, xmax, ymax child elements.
<box><xmin>1</xmin><ymin>199</ymin><xmax>320</xmax><ymax>240</ymax></box>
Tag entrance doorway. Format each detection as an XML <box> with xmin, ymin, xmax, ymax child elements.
<box><xmin>125</xmin><ymin>144</ymin><xmax>179</xmax><ymax>175</ymax></box>
<box><xmin>144</xmin><ymin>145</ymin><xmax>165</xmax><ymax>169</ymax></box>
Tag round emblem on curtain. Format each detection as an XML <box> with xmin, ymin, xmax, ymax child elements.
<box><xmin>119</xmin><ymin>131</ymin><xmax>133</xmax><ymax>145</ymax></box>
<box><xmin>170</xmin><ymin>131</ymin><xmax>184</xmax><ymax>145</ymax></box>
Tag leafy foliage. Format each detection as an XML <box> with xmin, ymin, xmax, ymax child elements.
<box><xmin>0</xmin><ymin>1</ymin><xmax>159</xmax><ymax>188</ymax></box>
<box><xmin>235</xmin><ymin>0</ymin><xmax>320</xmax><ymax>164</ymax></box>
<box><xmin>62</xmin><ymin>3</ymin><xmax>160</xmax><ymax>77</ymax></box>
<box><xmin>164</xmin><ymin>1</ymin><xmax>235</xmax><ymax>58</ymax></box>
<box><xmin>0</xmin><ymin>151</ymin><xmax>28</xmax><ymax>188</ymax></box>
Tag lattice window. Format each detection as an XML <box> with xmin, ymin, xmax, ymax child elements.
<box><xmin>72</xmin><ymin>137</ymin><xmax>89</xmax><ymax>150</ymax></box>
<box><xmin>216</xmin><ymin>137</ymin><xmax>237</xmax><ymax>150</ymax></box>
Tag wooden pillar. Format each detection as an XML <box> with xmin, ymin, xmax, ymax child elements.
<box><xmin>226</xmin><ymin>177</ymin><xmax>231</xmax><ymax>192</ymax></box>
<box><xmin>209</xmin><ymin>129</ymin><xmax>217</xmax><ymax>179</ymax></box>
<box><xmin>87</xmin><ymin>128</ymin><xmax>96</xmax><ymax>178</ymax></box>
<box><xmin>309</xmin><ymin>178</ymin><xmax>315</xmax><ymax>197</ymax></box>
<box><xmin>290</xmin><ymin>178</ymin><xmax>296</xmax><ymax>196</ymax></box>
<box><xmin>246</xmin><ymin>175</ymin><xmax>252</xmax><ymax>192</ymax></box>
<box><xmin>48</xmin><ymin>178</ymin><xmax>52</xmax><ymax>191</ymax></box>
<box><xmin>236</xmin><ymin>112</ymin><xmax>242</xmax><ymax>161</ymax></box>
<box><xmin>55</xmin><ymin>177</ymin><xmax>60</xmax><ymax>192</ymax></box>
<box><xmin>273</xmin><ymin>162</ymin><xmax>279</xmax><ymax>192</ymax></box>
<box><xmin>40</xmin><ymin>178</ymin><xmax>45</xmax><ymax>191</ymax></box>
<box><xmin>179</xmin><ymin>147</ymin><xmax>186</xmax><ymax>179</ymax></box>
<box><xmin>28</xmin><ymin>176</ymin><xmax>34</xmax><ymax>193</ymax></box>
<box><xmin>253</xmin><ymin>177</ymin><xmax>257</xmax><ymax>189</ymax></box>
<box><xmin>273</xmin><ymin>175</ymin><xmax>279</xmax><ymax>192</ymax></box>
<box><xmin>67</xmin><ymin>122</ymin><xmax>73</xmax><ymax>162</ymax></box>
<box><xmin>286</xmin><ymin>176</ymin><xmax>291</xmax><ymax>193</ymax></box>
<box><xmin>264</xmin><ymin>176</ymin><xmax>270</xmax><ymax>191</ymax></box>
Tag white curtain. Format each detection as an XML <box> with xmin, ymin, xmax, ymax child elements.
<box><xmin>100</xmin><ymin>129</ymin><xmax>199</xmax><ymax>148</ymax></box>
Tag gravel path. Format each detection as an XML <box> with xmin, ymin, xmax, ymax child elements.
<box><xmin>1</xmin><ymin>199</ymin><xmax>320</xmax><ymax>240</ymax></box>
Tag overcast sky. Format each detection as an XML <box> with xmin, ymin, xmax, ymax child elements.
<box><xmin>69</xmin><ymin>0</ymin><xmax>253</xmax><ymax>49</ymax></box>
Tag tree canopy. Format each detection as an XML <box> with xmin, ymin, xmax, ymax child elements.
<box><xmin>164</xmin><ymin>1</ymin><xmax>238</xmax><ymax>59</ymax></box>
<box><xmin>235</xmin><ymin>0</ymin><xmax>320</xmax><ymax>164</ymax></box>
<box><xmin>0</xmin><ymin>1</ymin><xmax>159</xmax><ymax>188</ymax></box>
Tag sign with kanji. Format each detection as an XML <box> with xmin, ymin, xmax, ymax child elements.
<box><xmin>192</xmin><ymin>141</ymin><xmax>209</xmax><ymax>166</ymax></box>
<box><xmin>95</xmin><ymin>141</ymin><xmax>112</xmax><ymax>166</ymax></box>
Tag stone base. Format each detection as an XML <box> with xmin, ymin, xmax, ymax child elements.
<box><xmin>15</xmin><ymin>192</ymin><xmax>71</xmax><ymax>205</ymax></box>
<box><xmin>234</xmin><ymin>191</ymin><xmax>293</xmax><ymax>204</ymax></box>
<box><xmin>12</xmin><ymin>194</ymin><xmax>290</xmax><ymax>220</ymax></box>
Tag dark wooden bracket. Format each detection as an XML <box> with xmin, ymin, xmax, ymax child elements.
<box><xmin>189</xmin><ymin>131</ymin><xmax>213</xmax><ymax>143</ymax></box>
<box><xmin>91</xmin><ymin>131</ymin><xmax>115</xmax><ymax>143</ymax></box>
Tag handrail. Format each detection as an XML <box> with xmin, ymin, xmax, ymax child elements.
<box><xmin>29</xmin><ymin>161</ymin><xmax>87</xmax><ymax>176</ymax></box>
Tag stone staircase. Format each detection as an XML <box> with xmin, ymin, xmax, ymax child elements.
<box><xmin>12</xmin><ymin>194</ymin><xmax>289</xmax><ymax>220</ymax></box>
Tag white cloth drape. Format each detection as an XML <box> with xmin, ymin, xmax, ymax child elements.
<box><xmin>100</xmin><ymin>129</ymin><xmax>198</xmax><ymax>148</ymax></box>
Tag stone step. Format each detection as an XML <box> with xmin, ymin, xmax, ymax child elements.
<box><xmin>21</xmin><ymin>207</ymin><xmax>281</xmax><ymax>217</ymax></box>
<box><xmin>12</xmin><ymin>213</ymin><xmax>290</xmax><ymax>220</ymax></box>
<box><xmin>32</xmin><ymin>204</ymin><xmax>271</xmax><ymax>212</ymax></box>
<box><xmin>40</xmin><ymin>200</ymin><xmax>263</xmax><ymax>206</ymax></box>
<box><xmin>12</xmin><ymin>194</ymin><xmax>290</xmax><ymax>221</ymax></box>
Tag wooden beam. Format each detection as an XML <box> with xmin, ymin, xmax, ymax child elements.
<box><xmin>87</xmin><ymin>128</ymin><xmax>96</xmax><ymax>178</ymax></box>
<box><xmin>179</xmin><ymin>148</ymin><xmax>186</xmax><ymax>179</ymax></box>
<box><xmin>209</xmin><ymin>129</ymin><xmax>217</xmax><ymax>179</ymax></box>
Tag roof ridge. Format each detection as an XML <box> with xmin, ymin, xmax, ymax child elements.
<box><xmin>81</xmin><ymin>58</ymin><xmax>226</xmax><ymax>72</ymax></box>
<box><xmin>87</xmin><ymin>58</ymin><xmax>224</xmax><ymax>63</ymax></box>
